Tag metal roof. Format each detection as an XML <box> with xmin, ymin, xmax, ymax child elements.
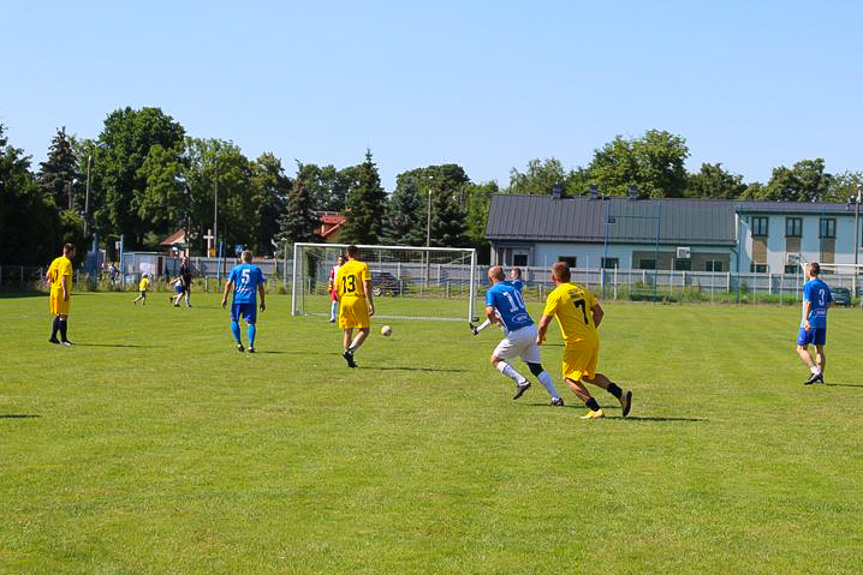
<box><xmin>734</xmin><ymin>201</ymin><xmax>857</xmax><ymax>214</ymax></box>
<box><xmin>485</xmin><ymin>195</ymin><xmax>738</xmax><ymax>246</ymax></box>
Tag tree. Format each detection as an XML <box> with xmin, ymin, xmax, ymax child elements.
<box><xmin>274</xmin><ymin>161</ymin><xmax>317</xmax><ymax>249</ymax></box>
<box><xmin>341</xmin><ymin>150</ymin><xmax>387</xmax><ymax>244</ymax></box>
<box><xmin>0</xmin><ymin>124</ymin><xmax>65</xmax><ymax>266</ymax></box>
<box><xmin>39</xmin><ymin>127</ymin><xmax>81</xmax><ymax>210</ymax></box>
<box><xmin>250</xmin><ymin>152</ymin><xmax>290</xmax><ymax>255</ymax></box>
<box><xmin>384</xmin><ymin>175</ymin><xmax>425</xmax><ymax>245</ymax></box>
<box><xmin>464</xmin><ymin>181</ymin><xmax>499</xmax><ymax>256</ymax></box>
<box><xmin>91</xmin><ymin>107</ymin><xmax>186</xmax><ymax>247</ymax></box>
<box><xmin>687</xmin><ymin>163</ymin><xmax>748</xmax><ymax>199</ymax></box>
<box><xmin>508</xmin><ymin>158</ymin><xmax>568</xmax><ymax>195</ymax></box>
<box><xmin>753</xmin><ymin>159</ymin><xmax>833</xmax><ymax>202</ymax></box>
<box><xmin>428</xmin><ymin>179</ymin><xmax>466</xmax><ymax>247</ymax></box>
<box><xmin>828</xmin><ymin>171</ymin><xmax>863</xmax><ymax>203</ymax></box>
<box><xmin>136</xmin><ymin>143</ymin><xmax>188</xmax><ymax>241</ymax></box>
<box><xmin>589</xmin><ymin>130</ymin><xmax>690</xmax><ymax>198</ymax></box>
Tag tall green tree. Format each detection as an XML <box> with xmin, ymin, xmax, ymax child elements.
<box><xmin>687</xmin><ymin>163</ymin><xmax>748</xmax><ymax>199</ymax></box>
<box><xmin>91</xmin><ymin>107</ymin><xmax>185</xmax><ymax>247</ymax></box>
<box><xmin>250</xmin><ymin>152</ymin><xmax>290</xmax><ymax>255</ymax></box>
<box><xmin>464</xmin><ymin>181</ymin><xmax>499</xmax><ymax>250</ymax></box>
<box><xmin>136</xmin><ymin>143</ymin><xmax>188</xmax><ymax>241</ymax></box>
<box><xmin>828</xmin><ymin>170</ymin><xmax>863</xmax><ymax>203</ymax></box>
<box><xmin>753</xmin><ymin>159</ymin><xmax>833</xmax><ymax>202</ymax></box>
<box><xmin>341</xmin><ymin>150</ymin><xmax>387</xmax><ymax>244</ymax></box>
<box><xmin>38</xmin><ymin>127</ymin><xmax>81</xmax><ymax>210</ymax></box>
<box><xmin>589</xmin><ymin>130</ymin><xmax>690</xmax><ymax>198</ymax></box>
<box><xmin>384</xmin><ymin>175</ymin><xmax>425</xmax><ymax>245</ymax></box>
<box><xmin>274</xmin><ymin>161</ymin><xmax>317</xmax><ymax>249</ymax></box>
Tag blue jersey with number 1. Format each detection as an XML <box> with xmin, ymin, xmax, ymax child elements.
<box><xmin>229</xmin><ymin>263</ymin><xmax>265</xmax><ymax>304</ymax></box>
<box><xmin>802</xmin><ymin>279</ymin><xmax>832</xmax><ymax>329</ymax></box>
<box><xmin>486</xmin><ymin>281</ymin><xmax>533</xmax><ymax>332</ymax></box>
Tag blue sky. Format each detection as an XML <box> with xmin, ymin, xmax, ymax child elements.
<box><xmin>2</xmin><ymin>0</ymin><xmax>861</xmax><ymax>190</ymax></box>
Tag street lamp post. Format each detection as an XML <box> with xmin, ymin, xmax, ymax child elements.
<box><xmin>213</xmin><ymin>158</ymin><xmax>219</xmax><ymax>257</ymax></box>
<box><xmin>84</xmin><ymin>143</ymin><xmax>107</xmax><ymax>235</ymax></box>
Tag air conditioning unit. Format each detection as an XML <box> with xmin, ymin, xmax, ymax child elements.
<box><xmin>786</xmin><ymin>253</ymin><xmax>801</xmax><ymax>266</ymax></box>
<box><xmin>676</xmin><ymin>247</ymin><xmax>691</xmax><ymax>259</ymax></box>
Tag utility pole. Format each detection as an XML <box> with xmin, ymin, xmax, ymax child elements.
<box><xmin>213</xmin><ymin>160</ymin><xmax>219</xmax><ymax>257</ymax></box>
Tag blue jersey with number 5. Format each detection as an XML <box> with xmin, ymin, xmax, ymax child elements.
<box><xmin>802</xmin><ymin>279</ymin><xmax>831</xmax><ymax>329</ymax></box>
<box><xmin>486</xmin><ymin>281</ymin><xmax>533</xmax><ymax>332</ymax></box>
<box><xmin>229</xmin><ymin>263</ymin><xmax>265</xmax><ymax>304</ymax></box>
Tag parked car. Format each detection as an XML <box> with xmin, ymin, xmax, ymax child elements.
<box><xmin>371</xmin><ymin>271</ymin><xmax>403</xmax><ymax>297</ymax></box>
<box><xmin>832</xmin><ymin>287</ymin><xmax>852</xmax><ymax>307</ymax></box>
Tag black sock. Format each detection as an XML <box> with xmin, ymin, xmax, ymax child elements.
<box><xmin>585</xmin><ymin>397</ymin><xmax>601</xmax><ymax>411</ymax></box>
<box><xmin>51</xmin><ymin>317</ymin><xmax>60</xmax><ymax>340</ymax></box>
<box><xmin>606</xmin><ymin>383</ymin><xmax>623</xmax><ymax>400</ymax></box>
<box><xmin>59</xmin><ymin>319</ymin><xmax>68</xmax><ymax>341</ymax></box>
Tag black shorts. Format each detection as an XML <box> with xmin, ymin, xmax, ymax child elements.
<box><xmin>139</xmin><ymin>290</ymin><xmax>147</xmax><ymax>297</ymax></box>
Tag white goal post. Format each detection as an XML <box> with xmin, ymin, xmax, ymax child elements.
<box><xmin>291</xmin><ymin>243</ymin><xmax>479</xmax><ymax>322</ymax></box>
<box><xmin>798</xmin><ymin>260</ymin><xmax>862</xmax><ymax>295</ymax></box>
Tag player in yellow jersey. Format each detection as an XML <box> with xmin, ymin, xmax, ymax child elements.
<box><xmin>133</xmin><ymin>274</ymin><xmax>151</xmax><ymax>306</ymax></box>
<box><xmin>334</xmin><ymin>245</ymin><xmax>375</xmax><ymax>368</ymax></box>
<box><xmin>46</xmin><ymin>243</ymin><xmax>76</xmax><ymax>345</ymax></box>
<box><xmin>537</xmin><ymin>262</ymin><xmax>633</xmax><ymax>419</ymax></box>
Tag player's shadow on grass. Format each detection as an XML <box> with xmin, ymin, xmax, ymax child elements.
<box><xmin>365</xmin><ymin>366</ymin><xmax>469</xmax><ymax>373</ymax></box>
<box><xmin>0</xmin><ymin>414</ymin><xmax>40</xmax><ymax>419</ymax></box>
<box><xmin>521</xmin><ymin>403</ymin><xmax>706</xmax><ymax>422</ymax></box>
<box><xmin>825</xmin><ymin>383</ymin><xmax>863</xmax><ymax>389</ymax></box>
<box><xmin>74</xmin><ymin>343</ymin><xmax>159</xmax><ymax>348</ymax></box>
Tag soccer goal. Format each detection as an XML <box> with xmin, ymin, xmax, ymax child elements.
<box><xmin>798</xmin><ymin>261</ymin><xmax>863</xmax><ymax>294</ymax></box>
<box><xmin>291</xmin><ymin>243</ymin><xmax>479</xmax><ymax>321</ymax></box>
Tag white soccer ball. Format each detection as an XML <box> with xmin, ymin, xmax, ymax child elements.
<box><xmin>381</xmin><ymin>325</ymin><xmax>393</xmax><ymax>337</ymax></box>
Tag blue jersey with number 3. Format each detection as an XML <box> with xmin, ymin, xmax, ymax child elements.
<box><xmin>802</xmin><ymin>279</ymin><xmax>832</xmax><ymax>329</ymax></box>
<box><xmin>229</xmin><ymin>263</ymin><xmax>265</xmax><ymax>304</ymax></box>
<box><xmin>486</xmin><ymin>281</ymin><xmax>533</xmax><ymax>332</ymax></box>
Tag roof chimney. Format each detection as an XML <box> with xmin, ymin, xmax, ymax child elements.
<box><xmin>552</xmin><ymin>182</ymin><xmax>563</xmax><ymax>199</ymax></box>
<box><xmin>628</xmin><ymin>185</ymin><xmax>639</xmax><ymax>200</ymax></box>
<box><xmin>589</xmin><ymin>184</ymin><xmax>600</xmax><ymax>200</ymax></box>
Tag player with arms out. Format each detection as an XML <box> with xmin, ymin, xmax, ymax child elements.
<box><xmin>796</xmin><ymin>262</ymin><xmax>833</xmax><ymax>385</ymax></box>
<box><xmin>335</xmin><ymin>245</ymin><xmax>375</xmax><ymax>368</ymax></box>
<box><xmin>46</xmin><ymin>243</ymin><xmax>76</xmax><ymax>345</ymax></box>
<box><xmin>484</xmin><ymin>266</ymin><xmax>563</xmax><ymax>405</ymax></box>
<box><xmin>471</xmin><ymin>266</ymin><xmax>523</xmax><ymax>335</ymax></box>
<box><xmin>537</xmin><ymin>262</ymin><xmax>632</xmax><ymax>419</ymax></box>
<box><xmin>328</xmin><ymin>255</ymin><xmax>344</xmax><ymax>323</ymax></box>
<box><xmin>221</xmin><ymin>251</ymin><xmax>266</xmax><ymax>353</ymax></box>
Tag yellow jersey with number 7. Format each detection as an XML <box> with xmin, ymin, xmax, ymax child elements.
<box><xmin>542</xmin><ymin>282</ymin><xmax>599</xmax><ymax>345</ymax></box>
<box><xmin>336</xmin><ymin>259</ymin><xmax>370</xmax><ymax>299</ymax></box>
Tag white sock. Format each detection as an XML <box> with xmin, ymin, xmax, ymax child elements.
<box><xmin>810</xmin><ymin>365</ymin><xmax>821</xmax><ymax>375</ymax></box>
<box><xmin>331</xmin><ymin>301</ymin><xmax>338</xmax><ymax>320</ymax></box>
<box><xmin>476</xmin><ymin>319</ymin><xmax>491</xmax><ymax>333</ymax></box>
<box><xmin>537</xmin><ymin>370</ymin><xmax>561</xmax><ymax>400</ymax></box>
<box><xmin>497</xmin><ymin>361</ymin><xmax>527</xmax><ymax>385</ymax></box>
<box><xmin>184</xmin><ymin>294</ymin><xmax>190</xmax><ymax>306</ymax></box>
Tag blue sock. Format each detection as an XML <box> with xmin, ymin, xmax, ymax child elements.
<box><xmin>231</xmin><ymin>321</ymin><xmax>242</xmax><ymax>344</ymax></box>
<box><xmin>248</xmin><ymin>324</ymin><xmax>256</xmax><ymax>347</ymax></box>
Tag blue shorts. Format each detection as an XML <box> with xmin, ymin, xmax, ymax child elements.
<box><xmin>174</xmin><ymin>285</ymin><xmax>183</xmax><ymax>294</ymax></box>
<box><xmin>797</xmin><ymin>327</ymin><xmax>826</xmax><ymax>346</ymax></box>
<box><xmin>231</xmin><ymin>302</ymin><xmax>257</xmax><ymax>324</ymax></box>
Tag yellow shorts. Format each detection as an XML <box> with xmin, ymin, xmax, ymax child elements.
<box><xmin>49</xmin><ymin>292</ymin><xmax>71</xmax><ymax>316</ymax></box>
<box><xmin>339</xmin><ymin>297</ymin><xmax>370</xmax><ymax>329</ymax></box>
<box><xmin>562</xmin><ymin>342</ymin><xmax>598</xmax><ymax>382</ymax></box>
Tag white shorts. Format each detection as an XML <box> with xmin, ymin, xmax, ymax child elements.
<box><xmin>493</xmin><ymin>324</ymin><xmax>541</xmax><ymax>364</ymax></box>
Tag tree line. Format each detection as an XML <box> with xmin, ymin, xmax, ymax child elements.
<box><xmin>2</xmin><ymin>107</ymin><xmax>861</xmax><ymax>266</ymax></box>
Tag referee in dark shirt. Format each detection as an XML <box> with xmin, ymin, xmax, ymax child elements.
<box><xmin>179</xmin><ymin>257</ymin><xmax>193</xmax><ymax>308</ymax></box>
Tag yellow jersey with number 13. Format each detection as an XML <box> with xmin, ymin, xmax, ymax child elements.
<box><xmin>336</xmin><ymin>259</ymin><xmax>370</xmax><ymax>299</ymax></box>
<box><xmin>542</xmin><ymin>282</ymin><xmax>599</xmax><ymax>345</ymax></box>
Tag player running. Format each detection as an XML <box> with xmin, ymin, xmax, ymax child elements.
<box><xmin>537</xmin><ymin>262</ymin><xmax>632</xmax><ymax>419</ymax></box>
<box><xmin>46</xmin><ymin>243</ymin><xmax>76</xmax><ymax>346</ymax></box>
<box><xmin>335</xmin><ymin>245</ymin><xmax>375</xmax><ymax>368</ymax></box>
<box><xmin>328</xmin><ymin>255</ymin><xmax>344</xmax><ymax>323</ymax></box>
<box><xmin>177</xmin><ymin>257</ymin><xmax>193</xmax><ymax>307</ymax></box>
<box><xmin>483</xmin><ymin>266</ymin><xmax>563</xmax><ymax>405</ymax></box>
<box><xmin>133</xmin><ymin>274</ymin><xmax>150</xmax><ymax>305</ymax></box>
<box><xmin>471</xmin><ymin>266</ymin><xmax>523</xmax><ymax>335</ymax></box>
<box><xmin>796</xmin><ymin>262</ymin><xmax>833</xmax><ymax>385</ymax></box>
<box><xmin>221</xmin><ymin>251</ymin><xmax>266</xmax><ymax>353</ymax></box>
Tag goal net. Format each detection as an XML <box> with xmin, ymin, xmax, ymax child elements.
<box><xmin>798</xmin><ymin>261</ymin><xmax>863</xmax><ymax>295</ymax></box>
<box><xmin>291</xmin><ymin>243</ymin><xmax>479</xmax><ymax>321</ymax></box>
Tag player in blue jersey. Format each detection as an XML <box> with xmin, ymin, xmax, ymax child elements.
<box><xmin>221</xmin><ymin>250</ymin><xmax>267</xmax><ymax>353</ymax></box>
<box><xmin>471</xmin><ymin>266</ymin><xmax>523</xmax><ymax>335</ymax></box>
<box><xmin>482</xmin><ymin>266</ymin><xmax>563</xmax><ymax>405</ymax></box>
<box><xmin>796</xmin><ymin>262</ymin><xmax>833</xmax><ymax>385</ymax></box>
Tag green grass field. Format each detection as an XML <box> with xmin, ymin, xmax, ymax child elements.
<box><xmin>2</xmin><ymin>292</ymin><xmax>863</xmax><ymax>574</ymax></box>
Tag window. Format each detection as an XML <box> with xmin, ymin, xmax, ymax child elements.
<box><xmin>674</xmin><ymin>259</ymin><xmax>692</xmax><ymax>271</ymax></box>
<box><xmin>784</xmin><ymin>265</ymin><xmax>800</xmax><ymax>274</ymax></box>
<box><xmin>750</xmin><ymin>264</ymin><xmax>768</xmax><ymax>273</ymax></box>
<box><xmin>513</xmin><ymin>253</ymin><xmax>528</xmax><ymax>267</ymax></box>
<box><xmin>705</xmin><ymin>260</ymin><xmax>723</xmax><ymax>272</ymax></box>
<box><xmin>558</xmin><ymin>256</ymin><xmax>577</xmax><ymax>268</ymax></box>
<box><xmin>752</xmin><ymin>216</ymin><xmax>769</xmax><ymax>237</ymax></box>
<box><xmin>601</xmin><ymin>257</ymin><xmax>619</xmax><ymax>269</ymax></box>
<box><xmin>638</xmin><ymin>258</ymin><xmax>656</xmax><ymax>270</ymax></box>
<box><xmin>819</xmin><ymin>218</ymin><xmax>836</xmax><ymax>239</ymax></box>
<box><xmin>785</xmin><ymin>217</ymin><xmax>802</xmax><ymax>237</ymax></box>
